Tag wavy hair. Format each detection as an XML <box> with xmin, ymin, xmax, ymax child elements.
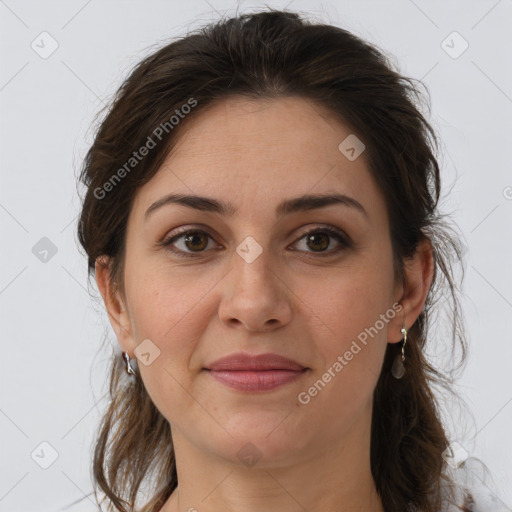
<box><xmin>77</xmin><ymin>8</ymin><xmax>472</xmax><ymax>511</ymax></box>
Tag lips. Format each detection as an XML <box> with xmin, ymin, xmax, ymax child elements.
<box><xmin>203</xmin><ymin>353</ymin><xmax>308</xmax><ymax>392</ymax></box>
<box><xmin>205</xmin><ymin>352</ymin><xmax>306</xmax><ymax>371</ymax></box>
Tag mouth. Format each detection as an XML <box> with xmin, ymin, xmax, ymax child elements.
<box><xmin>203</xmin><ymin>352</ymin><xmax>309</xmax><ymax>392</ymax></box>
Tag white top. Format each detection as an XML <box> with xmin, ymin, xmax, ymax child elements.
<box><xmin>442</xmin><ymin>464</ymin><xmax>510</xmax><ymax>511</ymax></box>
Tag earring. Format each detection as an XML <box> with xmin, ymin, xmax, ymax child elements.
<box><xmin>391</xmin><ymin>326</ymin><xmax>407</xmax><ymax>379</ymax></box>
<box><xmin>122</xmin><ymin>351</ymin><xmax>136</xmax><ymax>376</ymax></box>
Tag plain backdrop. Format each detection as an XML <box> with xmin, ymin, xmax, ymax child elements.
<box><xmin>1</xmin><ymin>1</ymin><xmax>511</xmax><ymax>511</ymax></box>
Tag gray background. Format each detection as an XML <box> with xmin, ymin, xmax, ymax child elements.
<box><xmin>1</xmin><ymin>0</ymin><xmax>511</xmax><ymax>511</ymax></box>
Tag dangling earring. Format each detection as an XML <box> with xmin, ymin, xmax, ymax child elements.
<box><xmin>122</xmin><ymin>351</ymin><xmax>136</xmax><ymax>376</ymax></box>
<box><xmin>391</xmin><ymin>326</ymin><xmax>407</xmax><ymax>379</ymax></box>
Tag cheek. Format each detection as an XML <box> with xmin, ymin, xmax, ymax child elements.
<box><xmin>301</xmin><ymin>262</ymin><xmax>394</xmax><ymax>343</ymax></box>
<box><xmin>296</xmin><ymin>265</ymin><xmax>393</xmax><ymax>399</ymax></box>
<box><xmin>296</xmin><ymin>296</ymin><xmax>390</xmax><ymax>432</ymax></box>
<box><xmin>124</xmin><ymin>255</ymin><xmax>221</xmax><ymax>345</ymax></box>
<box><xmin>123</xmin><ymin>262</ymin><xmax>222</xmax><ymax>419</ymax></box>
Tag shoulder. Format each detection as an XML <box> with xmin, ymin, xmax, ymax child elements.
<box><xmin>440</xmin><ymin>464</ymin><xmax>510</xmax><ymax>512</ymax></box>
<box><xmin>461</xmin><ymin>485</ymin><xmax>511</xmax><ymax>512</ymax></box>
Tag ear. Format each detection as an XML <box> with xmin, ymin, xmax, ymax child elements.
<box><xmin>95</xmin><ymin>256</ymin><xmax>136</xmax><ymax>355</ymax></box>
<box><xmin>388</xmin><ymin>237</ymin><xmax>434</xmax><ymax>343</ymax></box>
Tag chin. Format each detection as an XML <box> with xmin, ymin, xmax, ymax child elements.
<box><xmin>201</xmin><ymin>416</ymin><xmax>312</xmax><ymax>468</ymax></box>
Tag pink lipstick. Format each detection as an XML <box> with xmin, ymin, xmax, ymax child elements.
<box><xmin>204</xmin><ymin>352</ymin><xmax>308</xmax><ymax>392</ymax></box>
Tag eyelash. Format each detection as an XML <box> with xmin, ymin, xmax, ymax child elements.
<box><xmin>159</xmin><ymin>226</ymin><xmax>351</xmax><ymax>259</ymax></box>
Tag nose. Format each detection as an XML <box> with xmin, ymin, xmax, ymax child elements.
<box><xmin>218</xmin><ymin>241</ymin><xmax>293</xmax><ymax>332</ymax></box>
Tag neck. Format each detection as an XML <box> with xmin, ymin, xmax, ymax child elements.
<box><xmin>161</xmin><ymin>402</ymin><xmax>384</xmax><ymax>512</ymax></box>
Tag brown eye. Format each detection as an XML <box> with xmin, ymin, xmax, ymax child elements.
<box><xmin>183</xmin><ymin>232</ymin><xmax>208</xmax><ymax>251</ymax></box>
<box><xmin>161</xmin><ymin>229</ymin><xmax>217</xmax><ymax>258</ymax></box>
<box><xmin>292</xmin><ymin>227</ymin><xmax>350</xmax><ymax>256</ymax></box>
<box><xmin>305</xmin><ymin>232</ymin><xmax>330</xmax><ymax>252</ymax></box>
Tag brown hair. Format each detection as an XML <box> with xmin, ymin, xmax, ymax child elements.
<box><xmin>77</xmin><ymin>8</ymin><xmax>471</xmax><ymax>512</ymax></box>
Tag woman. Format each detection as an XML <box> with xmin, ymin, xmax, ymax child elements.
<box><xmin>76</xmin><ymin>8</ymin><xmax>502</xmax><ymax>512</ymax></box>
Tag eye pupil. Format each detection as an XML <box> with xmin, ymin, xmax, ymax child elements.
<box><xmin>185</xmin><ymin>233</ymin><xmax>208</xmax><ymax>251</ymax></box>
<box><xmin>307</xmin><ymin>233</ymin><xmax>329</xmax><ymax>251</ymax></box>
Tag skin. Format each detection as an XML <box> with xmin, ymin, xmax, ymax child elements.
<box><xmin>96</xmin><ymin>96</ymin><xmax>434</xmax><ymax>512</ymax></box>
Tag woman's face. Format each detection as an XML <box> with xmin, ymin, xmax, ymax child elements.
<box><xmin>102</xmin><ymin>96</ymin><xmax>409</xmax><ymax>467</ymax></box>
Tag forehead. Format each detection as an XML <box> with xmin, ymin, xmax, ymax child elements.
<box><xmin>130</xmin><ymin>96</ymin><xmax>385</xmax><ymax>225</ymax></box>
<box><xmin>168</xmin><ymin>95</ymin><xmax>354</xmax><ymax>168</ymax></box>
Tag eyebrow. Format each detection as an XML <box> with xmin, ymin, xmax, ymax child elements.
<box><xmin>144</xmin><ymin>192</ymin><xmax>368</xmax><ymax>220</ymax></box>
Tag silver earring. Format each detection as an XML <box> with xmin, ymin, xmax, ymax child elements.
<box><xmin>122</xmin><ymin>351</ymin><xmax>136</xmax><ymax>376</ymax></box>
<box><xmin>391</xmin><ymin>326</ymin><xmax>407</xmax><ymax>379</ymax></box>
